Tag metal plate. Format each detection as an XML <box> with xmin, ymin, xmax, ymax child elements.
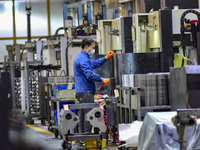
<box><xmin>115</xmin><ymin>53</ymin><xmax>161</xmax><ymax>85</ymax></box>
<box><xmin>91</xmin><ymin>54</ymin><xmax>114</xmax><ymax>95</ymax></box>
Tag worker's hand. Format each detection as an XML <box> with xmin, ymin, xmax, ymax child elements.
<box><xmin>105</xmin><ymin>51</ymin><xmax>115</xmax><ymax>60</ymax></box>
<box><xmin>102</xmin><ymin>78</ymin><xmax>110</xmax><ymax>85</ymax></box>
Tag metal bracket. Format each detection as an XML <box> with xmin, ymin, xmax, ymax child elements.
<box><xmin>59</xmin><ymin>109</ymin><xmax>79</xmax><ymax>135</ymax></box>
<box><xmin>85</xmin><ymin>108</ymin><xmax>107</xmax><ymax>132</ymax></box>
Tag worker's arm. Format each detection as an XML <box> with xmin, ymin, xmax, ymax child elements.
<box><xmin>80</xmin><ymin>59</ymin><xmax>103</xmax><ymax>82</ymax></box>
<box><xmin>90</xmin><ymin>57</ymin><xmax>107</xmax><ymax>69</ymax></box>
<box><xmin>90</xmin><ymin>51</ymin><xmax>114</xmax><ymax>69</ymax></box>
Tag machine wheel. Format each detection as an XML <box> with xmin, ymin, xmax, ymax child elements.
<box><xmin>26</xmin><ymin>118</ymin><xmax>34</xmax><ymax>125</ymax></box>
<box><xmin>60</xmin><ymin>134</ymin><xmax>63</xmax><ymax>139</ymax></box>
<box><xmin>118</xmin><ymin>146</ymin><xmax>126</xmax><ymax>150</ymax></box>
<box><xmin>41</xmin><ymin>119</ymin><xmax>46</xmax><ymax>125</ymax></box>
<box><xmin>54</xmin><ymin>129</ymin><xmax>59</xmax><ymax>138</ymax></box>
<box><xmin>48</xmin><ymin>125</ymin><xmax>53</xmax><ymax>132</ymax></box>
<box><xmin>97</xmin><ymin>142</ymin><xmax>102</xmax><ymax>149</ymax></box>
<box><xmin>61</xmin><ymin>140</ymin><xmax>66</xmax><ymax>149</ymax></box>
<box><xmin>66</xmin><ymin>142</ymin><xmax>72</xmax><ymax>150</ymax></box>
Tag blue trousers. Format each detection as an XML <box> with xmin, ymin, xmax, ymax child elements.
<box><xmin>76</xmin><ymin>93</ymin><xmax>94</xmax><ymax>133</ymax></box>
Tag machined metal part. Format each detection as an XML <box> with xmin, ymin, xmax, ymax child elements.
<box><xmin>59</xmin><ymin>109</ymin><xmax>79</xmax><ymax>135</ymax></box>
<box><xmin>67</xmin><ymin>103</ymin><xmax>99</xmax><ymax>110</ymax></box>
<box><xmin>85</xmin><ymin>108</ymin><xmax>107</xmax><ymax>132</ymax></box>
<box><xmin>173</xmin><ymin>109</ymin><xmax>200</xmax><ymax>150</ymax></box>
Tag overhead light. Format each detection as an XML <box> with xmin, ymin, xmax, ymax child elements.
<box><xmin>4</xmin><ymin>1</ymin><xmax>13</xmax><ymax>8</ymax></box>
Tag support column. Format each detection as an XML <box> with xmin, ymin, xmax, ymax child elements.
<box><xmin>47</xmin><ymin>0</ymin><xmax>51</xmax><ymax>36</ymax></box>
<box><xmin>12</xmin><ymin>0</ymin><xmax>16</xmax><ymax>44</ymax></box>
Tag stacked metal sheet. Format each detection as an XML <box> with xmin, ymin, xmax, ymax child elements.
<box><xmin>157</xmin><ymin>73</ymin><xmax>169</xmax><ymax>105</ymax></box>
<box><xmin>146</xmin><ymin>73</ymin><xmax>157</xmax><ymax>106</ymax></box>
<box><xmin>129</xmin><ymin>74</ymin><xmax>134</xmax><ymax>88</ymax></box>
<box><xmin>121</xmin><ymin>73</ymin><xmax>170</xmax><ymax>107</ymax></box>
<box><xmin>135</xmin><ymin>74</ymin><xmax>146</xmax><ymax>106</ymax></box>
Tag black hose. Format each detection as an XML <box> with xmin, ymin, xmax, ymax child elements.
<box><xmin>55</xmin><ymin>27</ymin><xmax>68</xmax><ymax>35</ymax></box>
<box><xmin>39</xmin><ymin>34</ymin><xmax>64</xmax><ymax>40</ymax></box>
<box><xmin>65</xmin><ymin>42</ymin><xmax>73</xmax><ymax>76</ymax></box>
<box><xmin>60</xmin><ymin>70</ymin><xmax>66</xmax><ymax>76</ymax></box>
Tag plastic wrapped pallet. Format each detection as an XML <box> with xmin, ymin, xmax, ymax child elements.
<box><xmin>119</xmin><ymin>121</ymin><xmax>143</xmax><ymax>147</ymax></box>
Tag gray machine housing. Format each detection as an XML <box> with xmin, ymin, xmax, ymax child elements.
<box><xmin>170</xmin><ymin>65</ymin><xmax>200</xmax><ymax>111</ymax></box>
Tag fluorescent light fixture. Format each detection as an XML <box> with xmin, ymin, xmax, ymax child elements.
<box><xmin>4</xmin><ymin>1</ymin><xmax>13</xmax><ymax>8</ymax></box>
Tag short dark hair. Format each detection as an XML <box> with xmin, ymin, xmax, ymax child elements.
<box><xmin>81</xmin><ymin>38</ymin><xmax>95</xmax><ymax>49</ymax></box>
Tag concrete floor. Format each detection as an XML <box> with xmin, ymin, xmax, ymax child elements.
<box><xmin>9</xmin><ymin>118</ymin><xmax>119</xmax><ymax>150</ymax></box>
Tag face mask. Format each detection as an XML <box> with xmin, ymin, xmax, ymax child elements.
<box><xmin>88</xmin><ymin>49</ymin><xmax>95</xmax><ymax>56</ymax></box>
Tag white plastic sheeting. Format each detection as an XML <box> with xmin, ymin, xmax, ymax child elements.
<box><xmin>119</xmin><ymin>121</ymin><xmax>143</xmax><ymax>147</ymax></box>
<box><xmin>138</xmin><ymin>112</ymin><xmax>200</xmax><ymax>150</ymax></box>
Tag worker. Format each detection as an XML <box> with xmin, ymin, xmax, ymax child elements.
<box><xmin>74</xmin><ymin>38</ymin><xmax>114</xmax><ymax>133</ymax></box>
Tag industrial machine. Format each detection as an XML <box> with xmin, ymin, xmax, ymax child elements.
<box><xmin>169</xmin><ymin>10</ymin><xmax>200</xmax><ymax>111</ymax></box>
<box><xmin>132</xmin><ymin>11</ymin><xmax>160</xmax><ymax>53</ymax></box>
<box><xmin>170</xmin><ymin>65</ymin><xmax>200</xmax><ymax>111</ymax></box>
<box><xmin>6</xmin><ymin>42</ymin><xmax>36</xmax><ymax>62</ymax></box>
<box><xmin>8</xmin><ymin>61</ymin><xmax>44</xmax><ymax>124</ymax></box>
<box><xmin>131</xmin><ymin>9</ymin><xmax>173</xmax><ymax>72</ymax></box>
<box><xmin>172</xmin><ymin>9</ymin><xmax>200</xmax><ymax>67</ymax></box>
<box><xmin>97</xmin><ymin>17</ymin><xmax>133</xmax><ymax>54</ymax></box>
<box><xmin>36</xmin><ymin>36</ymin><xmax>68</xmax><ymax>75</ymax></box>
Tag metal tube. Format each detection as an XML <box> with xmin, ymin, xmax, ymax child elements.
<box><xmin>26</xmin><ymin>7</ymin><xmax>31</xmax><ymax>42</ymax></box>
<box><xmin>10</xmin><ymin>63</ymin><xmax>16</xmax><ymax>110</ymax></box>
<box><xmin>137</xmin><ymin>89</ymin><xmax>141</xmax><ymax>121</ymax></box>
<box><xmin>12</xmin><ymin>0</ymin><xmax>16</xmax><ymax>44</ymax></box>
<box><xmin>47</xmin><ymin>0</ymin><xmax>51</xmax><ymax>36</ymax></box>
<box><xmin>25</xmin><ymin>61</ymin><xmax>31</xmax><ymax>116</ymax></box>
<box><xmin>128</xmin><ymin>88</ymin><xmax>132</xmax><ymax>123</ymax></box>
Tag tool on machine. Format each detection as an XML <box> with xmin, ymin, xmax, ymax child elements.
<box><xmin>173</xmin><ymin>109</ymin><xmax>200</xmax><ymax>150</ymax></box>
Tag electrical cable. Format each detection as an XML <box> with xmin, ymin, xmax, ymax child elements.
<box><xmin>55</xmin><ymin>27</ymin><xmax>68</xmax><ymax>35</ymax></box>
<box><xmin>96</xmin><ymin>84</ymin><xmax>116</xmax><ymax>142</ymax></box>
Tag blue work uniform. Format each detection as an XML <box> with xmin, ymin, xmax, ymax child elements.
<box><xmin>74</xmin><ymin>50</ymin><xmax>107</xmax><ymax>94</ymax></box>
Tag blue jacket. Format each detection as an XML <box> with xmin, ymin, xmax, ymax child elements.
<box><xmin>74</xmin><ymin>51</ymin><xmax>107</xmax><ymax>93</ymax></box>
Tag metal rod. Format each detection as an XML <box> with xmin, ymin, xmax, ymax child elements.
<box><xmin>26</xmin><ymin>7</ymin><xmax>31</xmax><ymax>42</ymax></box>
<box><xmin>137</xmin><ymin>89</ymin><xmax>141</xmax><ymax>121</ymax></box>
<box><xmin>0</xmin><ymin>36</ymin><xmax>46</xmax><ymax>40</ymax></box>
<box><xmin>25</xmin><ymin>61</ymin><xmax>31</xmax><ymax>116</ymax></box>
<box><xmin>10</xmin><ymin>63</ymin><xmax>16</xmax><ymax>110</ymax></box>
<box><xmin>12</xmin><ymin>0</ymin><xmax>16</xmax><ymax>44</ymax></box>
<box><xmin>47</xmin><ymin>0</ymin><xmax>51</xmax><ymax>36</ymax></box>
